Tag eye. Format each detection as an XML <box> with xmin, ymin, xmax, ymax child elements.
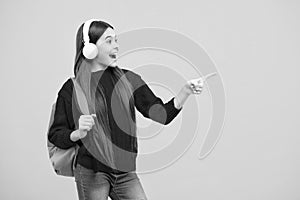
<box><xmin>115</xmin><ymin>38</ymin><xmax>118</xmax><ymax>43</ymax></box>
<box><xmin>107</xmin><ymin>39</ymin><xmax>112</xmax><ymax>44</ymax></box>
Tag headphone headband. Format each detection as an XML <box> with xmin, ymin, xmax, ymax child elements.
<box><xmin>82</xmin><ymin>19</ymin><xmax>99</xmax><ymax>59</ymax></box>
<box><xmin>83</xmin><ymin>19</ymin><xmax>98</xmax><ymax>44</ymax></box>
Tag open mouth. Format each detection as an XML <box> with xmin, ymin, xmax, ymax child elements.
<box><xmin>109</xmin><ymin>54</ymin><xmax>117</xmax><ymax>59</ymax></box>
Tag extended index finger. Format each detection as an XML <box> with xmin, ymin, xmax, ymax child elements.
<box><xmin>203</xmin><ymin>72</ymin><xmax>217</xmax><ymax>81</ymax></box>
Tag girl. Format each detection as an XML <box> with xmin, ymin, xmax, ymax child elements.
<box><xmin>49</xmin><ymin>19</ymin><xmax>203</xmax><ymax>200</ymax></box>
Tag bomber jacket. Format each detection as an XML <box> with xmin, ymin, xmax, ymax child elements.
<box><xmin>48</xmin><ymin>66</ymin><xmax>183</xmax><ymax>173</ymax></box>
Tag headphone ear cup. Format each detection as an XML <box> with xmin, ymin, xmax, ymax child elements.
<box><xmin>83</xmin><ymin>43</ymin><xmax>98</xmax><ymax>59</ymax></box>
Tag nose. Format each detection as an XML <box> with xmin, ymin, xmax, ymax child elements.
<box><xmin>113</xmin><ymin>40</ymin><xmax>119</xmax><ymax>51</ymax></box>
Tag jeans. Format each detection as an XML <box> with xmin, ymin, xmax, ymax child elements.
<box><xmin>74</xmin><ymin>163</ymin><xmax>148</xmax><ymax>200</ymax></box>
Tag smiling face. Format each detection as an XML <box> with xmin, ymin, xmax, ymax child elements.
<box><xmin>94</xmin><ymin>27</ymin><xmax>119</xmax><ymax>68</ymax></box>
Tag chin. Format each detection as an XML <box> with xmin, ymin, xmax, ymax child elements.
<box><xmin>109</xmin><ymin>61</ymin><xmax>118</xmax><ymax>67</ymax></box>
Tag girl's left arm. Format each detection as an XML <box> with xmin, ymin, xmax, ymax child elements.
<box><xmin>131</xmin><ymin>73</ymin><xmax>184</xmax><ymax>125</ymax></box>
<box><xmin>173</xmin><ymin>82</ymin><xmax>193</xmax><ymax>109</ymax></box>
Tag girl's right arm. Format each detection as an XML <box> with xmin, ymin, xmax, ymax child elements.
<box><xmin>48</xmin><ymin>94</ymin><xmax>80</xmax><ymax>149</ymax></box>
<box><xmin>48</xmin><ymin>79</ymin><xmax>96</xmax><ymax>147</ymax></box>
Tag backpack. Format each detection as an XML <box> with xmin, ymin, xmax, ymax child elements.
<box><xmin>47</xmin><ymin>78</ymin><xmax>79</xmax><ymax>177</ymax></box>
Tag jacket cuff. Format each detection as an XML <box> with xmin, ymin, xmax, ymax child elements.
<box><xmin>165</xmin><ymin>97</ymin><xmax>183</xmax><ymax>124</ymax></box>
<box><xmin>62</xmin><ymin>129</ymin><xmax>79</xmax><ymax>147</ymax></box>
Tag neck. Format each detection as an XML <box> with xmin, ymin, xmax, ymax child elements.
<box><xmin>90</xmin><ymin>61</ymin><xmax>108</xmax><ymax>72</ymax></box>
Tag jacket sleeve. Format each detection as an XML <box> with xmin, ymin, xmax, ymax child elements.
<box><xmin>130</xmin><ymin>72</ymin><xmax>183</xmax><ymax>125</ymax></box>
<box><xmin>48</xmin><ymin>79</ymin><xmax>82</xmax><ymax>149</ymax></box>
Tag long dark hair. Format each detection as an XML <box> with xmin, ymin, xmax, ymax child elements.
<box><xmin>72</xmin><ymin>20</ymin><xmax>136</xmax><ymax>171</ymax></box>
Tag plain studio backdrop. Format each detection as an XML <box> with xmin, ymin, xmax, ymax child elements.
<box><xmin>1</xmin><ymin>0</ymin><xmax>299</xmax><ymax>199</ymax></box>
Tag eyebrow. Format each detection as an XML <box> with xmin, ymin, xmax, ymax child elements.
<box><xmin>105</xmin><ymin>35</ymin><xmax>117</xmax><ymax>40</ymax></box>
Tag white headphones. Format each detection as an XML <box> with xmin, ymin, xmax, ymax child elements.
<box><xmin>82</xmin><ymin>19</ymin><xmax>99</xmax><ymax>59</ymax></box>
